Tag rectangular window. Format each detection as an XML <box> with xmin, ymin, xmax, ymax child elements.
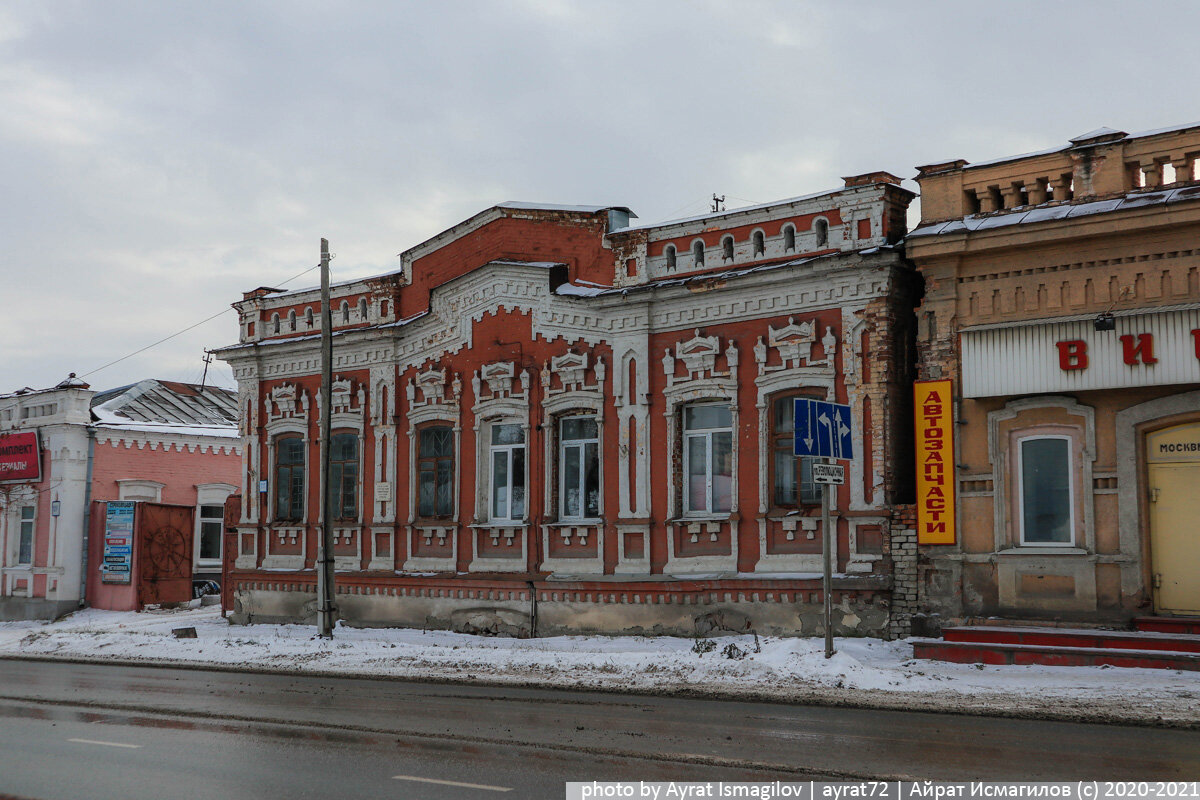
<box><xmin>198</xmin><ymin>504</ymin><xmax>224</xmax><ymax>562</ymax></box>
<box><xmin>275</xmin><ymin>436</ymin><xmax>305</xmax><ymax>522</ymax></box>
<box><xmin>682</xmin><ymin>404</ymin><xmax>732</xmax><ymax>515</ymax></box>
<box><xmin>560</xmin><ymin>417</ymin><xmax>599</xmax><ymax>520</ymax></box>
<box><xmin>330</xmin><ymin>432</ymin><xmax>359</xmax><ymax>520</ymax></box>
<box><xmin>1019</xmin><ymin>436</ymin><xmax>1073</xmax><ymax>545</ymax></box>
<box><xmin>772</xmin><ymin>396</ymin><xmax>820</xmax><ymax>506</ymax></box>
<box><xmin>18</xmin><ymin>505</ymin><xmax>34</xmax><ymax>565</ymax></box>
<box><xmin>418</xmin><ymin>426</ymin><xmax>454</xmax><ymax>518</ymax></box>
<box><xmin>490</xmin><ymin>423</ymin><xmax>525</xmax><ymax>522</ymax></box>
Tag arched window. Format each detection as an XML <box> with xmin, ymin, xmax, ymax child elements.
<box><xmin>330</xmin><ymin>432</ymin><xmax>359</xmax><ymax>520</ymax></box>
<box><xmin>340</xmin><ymin>301</ymin><xmax>350</xmax><ymax>324</ymax></box>
<box><xmin>752</xmin><ymin>230</ymin><xmax>765</xmax><ymax>256</ymax></box>
<box><xmin>304</xmin><ymin>307</ymin><xmax>314</xmax><ymax>328</ymax></box>
<box><xmin>358</xmin><ymin>298</ymin><xmax>368</xmax><ymax>321</ymax></box>
<box><xmin>287</xmin><ymin>310</ymin><xmax>296</xmax><ymax>332</ymax></box>
<box><xmin>665</xmin><ymin>244</ymin><xmax>677</xmax><ymax>270</ymax></box>
<box><xmin>692</xmin><ymin>241</ymin><xmax>705</xmax><ymax>267</ymax></box>
<box><xmin>814</xmin><ymin>219</ymin><xmax>829</xmax><ymax>247</ymax></box>
<box><xmin>721</xmin><ymin>236</ymin><xmax>734</xmax><ymax>261</ymax></box>
<box><xmin>271</xmin><ymin>314</ymin><xmax>280</xmax><ymax>334</ymax></box>
<box><xmin>782</xmin><ymin>224</ymin><xmax>796</xmax><ymax>252</ymax></box>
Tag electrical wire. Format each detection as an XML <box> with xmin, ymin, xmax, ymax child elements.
<box><xmin>79</xmin><ymin>261</ymin><xmax>325</xmax><ymax>380</ymax></box>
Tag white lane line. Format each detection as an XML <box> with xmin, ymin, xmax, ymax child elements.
<box><xmin>68</xmin><ymin>738</ymin><xmax>142</xmax><ymax>749</ymax></box>
<box><xmin>392</xmin><ymin>774</ymin><xmax>512</xmax><ymax>792</ymax></box>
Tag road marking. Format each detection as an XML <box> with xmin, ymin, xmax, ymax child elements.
<box><xmin>392</xmin><ymin>775</ymin><xmax>512</xmax><ymax>792</ymax></box>
<box><xmin>68</xmin><ymin>738</ymin><xmax>141</xmax><ymax>749</ymax></box>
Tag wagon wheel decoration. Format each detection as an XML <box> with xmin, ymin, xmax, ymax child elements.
<box><xmin>143</xmin><ymin>526</ymin><xmax>189</xmax><ymax>580</ymax></box>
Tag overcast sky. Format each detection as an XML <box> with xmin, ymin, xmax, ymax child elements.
<box><xmin>3</xmin><ymin>1</ymin><xmax>1196</xmax><ymax>393</ymax></box>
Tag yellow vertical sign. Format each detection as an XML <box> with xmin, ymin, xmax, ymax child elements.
<box><xmin>915</xmin><ymin>380</ymin><xmax>956</xmax><ymax>545</ymax></box>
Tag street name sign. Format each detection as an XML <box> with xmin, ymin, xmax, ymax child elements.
<box><xmin>793</xmin><ymin>398</ymin><xmax>853</xmax><ymax>460</ymax></box>
<box><xmin>811</xmin><ymin>462</ymin><xmax>845</xmax><ymax>484</ymax></box>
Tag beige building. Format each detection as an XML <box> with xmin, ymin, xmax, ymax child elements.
<box><xmin>908</xmin><ymin>123</ymin><xmax>1200</xmax><ymax>629</ymax></box>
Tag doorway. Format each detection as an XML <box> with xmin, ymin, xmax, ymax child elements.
<box><xmin>1146</xmin><ymin>422</ymin><xmax>1200</xmax><ymax>616</ymax></box>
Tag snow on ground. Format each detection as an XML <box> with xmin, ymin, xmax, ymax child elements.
<box><xmin>1</xmin><ymin>606</ymin><xmax>1196</xmax><ymax>727</ymax></box>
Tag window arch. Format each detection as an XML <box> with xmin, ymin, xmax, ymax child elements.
<box><xmin>358</xmin><ymin>298</ymin><xmax>368</xmax><ymax>321</ymax></box>
<box><xmin>814</xmin><ymin>218</ymin><xmax>829</xmax><ymax>247</ymax></box>
<box><xmin>691</xmin><ymin>240</ymin><xmax>705</xmax><ymax>267</ymax></box>
<box><xmin>340</xmin><ymin>300</ymin><xmax>350</xmax><ymax>324</ymax></box>
<box><xmin>782</xmin><ymin>224</ymin><xmax>796</xmax><ymax>251</ymax></box>
<box><xmin>665</xmin><ymin>244</ymin><xmax>677</xmax><ymax>270</ymax></box>
<box><xmin>304</xmin><ymin>307</ymin><xmax>314</xmax><ymax>328</ymax></box>
<box><xmin>287</xmin><ymin>310</ymin><xmax>296</xmax><ymax>332</ymax></box>
<box><xmin>271</xmin><ymin>313</ymin><xmax>280</xmax><ymax>334</ymax></box>
<box><xmin>721</xmin><ymin>235</ymin><xmax>734</xmax><ymax>261</ymax></box>
<box><xmin>752</xmin><ymin>230</ymin><xmax>765</xmax><ymax>256</ymax></box>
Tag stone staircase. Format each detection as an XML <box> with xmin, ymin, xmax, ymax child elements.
<box><xmin>912</xmin><ymin>616</ymin><xmax>1200</xmax><ymax>671</ymax></box>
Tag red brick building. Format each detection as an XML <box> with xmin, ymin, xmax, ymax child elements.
<box><xmin>215</xmin><ymin>174</ymin><xmax>921</xmax><ymax>637</ymax></box>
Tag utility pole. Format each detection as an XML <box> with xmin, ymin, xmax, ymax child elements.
<box><xmin>316</xmin><ymin>238</ymin><xmax>336</xmax><ymax>638</ymax></box>
<box><xmin>711</xmin><ymin>193</ymin><xmax>725</xmax><ymax>213</ymax></box>
<box><xmin>199</xmin><ymin>351</ymin><xmax>213</xmax><ymax>393</ymax></box>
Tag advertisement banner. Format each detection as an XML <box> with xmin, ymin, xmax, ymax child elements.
<box><xmin>0</xmin><ymin>431</ymin><xmax>41</xmax><ymax>483</ymax></box>
<box><xmin>914</xmin><ymin>379</ymin><xmax>956</xmax><ymax>545</ymax></box>
<box><xmin>101</xmin><ymin>501</ymin><xmax>136</xmax><ymax>584</ymax></box>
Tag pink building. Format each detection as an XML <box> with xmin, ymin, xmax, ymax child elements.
<box><xmin>0</xmin><ymin>376</ymin><xmax>241</xmax><ymax>620</ymax></box>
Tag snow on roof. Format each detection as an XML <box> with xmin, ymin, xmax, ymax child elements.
<box><xmin>90</xmin><ymin>379</ymin><xmax>239</xmax><ymax>434</ymax></box>
<box><xmin>615</xmin><ymin>186</ymin><xmax>848</xmax><ymax>233</ymax></box>
<box><xmin>1069</xmin><ymin>126</ymin><xmax>1126</xmax><ymax>143</ymax></box>
<box><xmin>909</xmin><ymin>184</ymin><xmax>1200</xmax><ymax>238</ymax></box>
<box><xmin>1125</xmin><ymin>120</ymin><xmax>1200</xmax><ymax>140</ymax></box>
<box><xmin>496</xmin><ymin>201</ymin><xmax>635</xmax><ymax>215</ymax></box>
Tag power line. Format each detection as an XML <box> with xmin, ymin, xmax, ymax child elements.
<box><xmin>79</xmin><ymin>261</ymin><xmax>325</xmax><ymax>380</ymax></box>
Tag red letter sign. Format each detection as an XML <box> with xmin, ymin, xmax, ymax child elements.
<box><xmin>1056</xmin><ymin>340</ymin><xmax>1088</xmax><ymax>371</ymax></box>
<box><xmin>1120</xmin><ymin>333</ymin><xmax>1158</xmax><ymax>365</ymax></box>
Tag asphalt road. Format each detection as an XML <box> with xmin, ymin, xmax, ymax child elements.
<box><xmin>0</xmin><ymin>659</ymin><xmax>1196</xmax><ymax>799</ymax></box>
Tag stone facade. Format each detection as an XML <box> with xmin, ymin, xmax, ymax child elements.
<box><xmin>215</xmin><ymin>176</ymin><xmax>922</xmax><ymax>638</ymax></box>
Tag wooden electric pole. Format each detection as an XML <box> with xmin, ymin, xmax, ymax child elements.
<box><xmin>316</xmin><ymin>238</ymin><xmax>336</xmax><ymax>638</ymax></box>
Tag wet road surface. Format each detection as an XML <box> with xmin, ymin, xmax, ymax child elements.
<box><xmin>0</xmin><ymin>659</ymin><xmax>1196</xmax><ymax>798</ymax></box>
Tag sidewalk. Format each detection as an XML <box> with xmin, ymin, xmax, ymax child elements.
<box><xmin>1</xmin><ymin>606</ymin><xmax>1196</xmax><ymax>728</ymax></box>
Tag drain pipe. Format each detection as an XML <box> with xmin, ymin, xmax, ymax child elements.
<box><xmin>78</xmin><ymin>427</ymin><xmax>95</xmax><ymax>607</ymax></box>
<box><xmin>526</xmin><ymin>580</ymin><xmax>538</xmax><ymax>639</ymax></box>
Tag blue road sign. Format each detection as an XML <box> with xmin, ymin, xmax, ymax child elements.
<box><xmin>794</xmin><ymin>398</ymin><xmax>854</xmax><ymax>460</ymax></box>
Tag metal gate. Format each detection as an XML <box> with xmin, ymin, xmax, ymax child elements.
<box><xmin>136</xmin><ymin>503</ymin><xmax>195</xmax><ymax>607</ymax></box>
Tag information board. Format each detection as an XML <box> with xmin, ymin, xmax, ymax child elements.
<box><xmin>101</xmin><ymin>501</ymin><xmax>135</xmax><ymax>584</ymax></box>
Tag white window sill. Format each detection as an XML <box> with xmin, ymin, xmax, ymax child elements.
<box><xmin>549</xmin><ymin>519</ymin><xmax>603</xmax><ymax>527</ymax></box>
<box><xmin>470</xmin><ymin>522</ymin><xmax>528</xmax><ymax>529</ymax></box>
<box><xmin>671</xmin><ymin>515</ymin><xmax>731</xmax><ymax>524</ymax></box>
<box><xmin>997</xmin><ymin>546</ymin><xmax>1087</xmax><ymax>556</ymax></box>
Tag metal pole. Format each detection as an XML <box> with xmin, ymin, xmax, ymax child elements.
<box><xmin>822</xmin><ymin>457</ymin><xmax>834</xmax><ymax>659</ymax></box>
<box><xmin>316</xmin><ymin>238</ymin><xmax>335</xmax><ymax>638</ymax></box>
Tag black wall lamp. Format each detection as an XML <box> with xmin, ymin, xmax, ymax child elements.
<box><xmin>1093</xmin><ymin>312</ymin><xmax>1116</xmax><ymax>332</ymax></box>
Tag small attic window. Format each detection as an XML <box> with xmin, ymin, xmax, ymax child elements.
<box><xmin>272</xmin><ymin>314</ymin><xmax>280</xmax><ymax>334</ymax></box>
<box><xmin>692</xmin><ymin>241</ymin><xmax>705</xmax><ymax>267</ymax></box>
<box><xmin>304</xmin><ymin>307</ymin><xmax>314</xmax><ymax>327</ymax></box>
<box><xmin>752</xmin><ymin>231</ymin><xmax>765</xmax><ymax>256</ymax></box>
<box><xmin>341</xmin><ymin>301</ymin><xmax>350</xmax><ymax>324</ymax></box>
<box><xmin>721</xmin><ymin>236</ymin><xmax>734</xmax><ymax>261</ymax></box>
<box><xmin>783</xmin><ymin>224</ymin><xmax>796</xmax><ymax>251</ymax></box>
<box><xmin>358</xmin><ymin>298</ymin><xmax>368</xmax><ymax>321</ymax></box>
<box><xmin>287</xmin><ymin>310</ymin><xmax>297</xmax><ymax>332</ymax></box>
<box><xmin>665</xmin><ymin>244</ymin><xmax>677</xmax><ymax>270</ymax></box>
<box><xmin>814</xmin><ymin>219</ymin><xmax>829</xmax><ymax>247</ymax></box>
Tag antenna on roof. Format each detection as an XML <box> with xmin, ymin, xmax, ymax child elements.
<box><xmin>711</xmin><ymin>194</ymin><xmax>725</xmax><ymax>213</ymax></box>
<box><xmin>199</xmin><ymin>350</ymin><xmax>213</xmax><ymax>394</ymax></box>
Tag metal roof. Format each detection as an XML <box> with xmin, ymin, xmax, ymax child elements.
<box><xmin>90</xmin><ymin>379</ymin><xmax>239</xmax><ymax>428</ymax></box>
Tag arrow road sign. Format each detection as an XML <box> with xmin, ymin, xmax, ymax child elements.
<box><xmin>793</xmin><ymin>398</ymin><xmax>854</xmax><ymax>460</ymax></box>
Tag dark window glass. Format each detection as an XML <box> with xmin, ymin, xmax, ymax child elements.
<box><xmin>1021</xmin><ymin>438</ymin><xmax>1072</xmax><ymax>543</ymax></box>
<box><xmin>330</xmin><ymin>433</ymin><xmax>358</xmax><ymax>520</ymax></box>
<box><xmin>198</xmin><ymin>504</ymin><xmax>224</xmax><ymax>561</ymax></box>
<box><xmin>275</xmin><ymin>436</ymin><xmax>305</xmax><ymax>521</ymax></box>
<box><xmin>560</xmin><ymin>417</ymin><xmax>600</xmax><ymax>519</ymax></box>
<box><xmin>773</xmin><ymin>396</ymin><xmax>819</xmax><ymax>506</ymax></box>
<box><xmin>418</xmin><ymin>426</ymin><xmax>454</xmax><ymax>518</ymax></box>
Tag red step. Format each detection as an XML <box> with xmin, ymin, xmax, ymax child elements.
<box><xmin>913</xmin><ymin>640</ymin><xmax>1200</xmax><ymax>671</ymax></box>
<box><xmin>1134</xmin><ymin>616</ymin><xmax>1200</xmax><ymax>636</ymax></box>
<box><xmin>943</xmin><ymin>625</ymin><xmax>1200</xmax><ymax>654</ymax></box>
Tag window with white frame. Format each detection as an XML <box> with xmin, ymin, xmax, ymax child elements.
<box><xmin>559</xmin><ymin>416</ymin><xmax>599</xmax><ymax>520</ymax></box>
<box><xmin>1018</xmin><ymin>435</ymin><xmax>1073</xmax><ymax>545</ymax></box>
<box><xmin>330</xmin><ymin>432</ymin><xmax>359</xmax><ymax>520</ymax></box>
<box><xmin>18</xmin><ymin>505</ymin><xmax>35</xmax><ymax>565</ymax></box>
<box><xmin>683</xmin><ymin>404</ymin><xmax>732</xmax><ymax>516</ymax></box>
<box><xmin>196</xmin><ymin>503</ymin><xmax>224</xmax><ymax>563</ymax></box>
<box><xmin>489</xmin><ymin>423</ymin><xmax>525</xmax><ymax>522</ymax></box>
<box><xmin>417</xmin><ymin>425</ymin><xmax>454</xmax><ymax>519</ymax></box>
